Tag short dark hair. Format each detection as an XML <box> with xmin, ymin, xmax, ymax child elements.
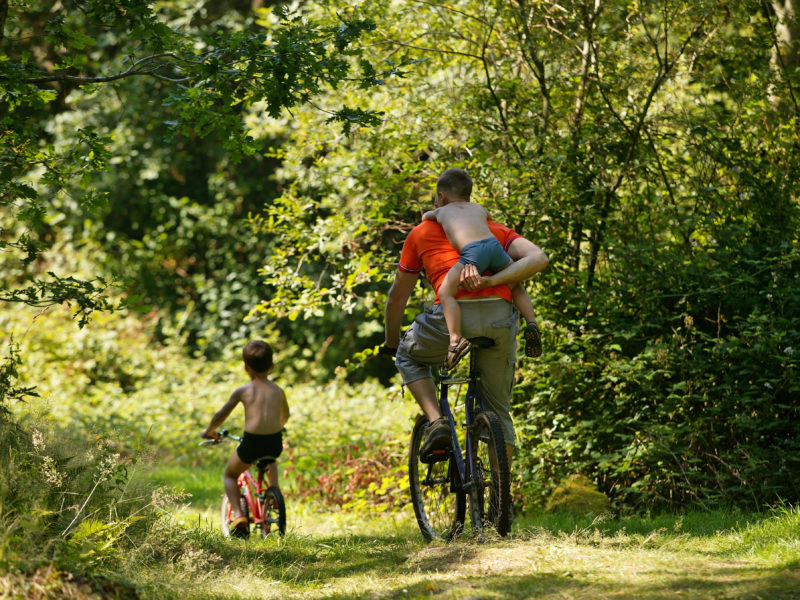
<box><xmin>243</xmin><ymin>340</ymin><xmax>273</xmax><ymax>373</ymax></box>
<box><xmin>436</xmin><ymin>168</ymin><xmax>472</xmax><ymax>200</ymax></box>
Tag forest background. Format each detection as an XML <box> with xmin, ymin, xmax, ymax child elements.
<box><xmin>1</xmin><ymin>0</ymin><xmax>799</xmax><ymax>595</ymax></box>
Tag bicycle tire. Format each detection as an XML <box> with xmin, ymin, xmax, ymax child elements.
<box><xmin>260</xmin><ymin>486</ymin><xmax>286</xmax><ymax>537</ymax></box>
<box><xmin>220</xmin><ymin>492</ymin><xmax>251</xmax><ymax>538</ymax></box>
<box><xmin>469</xmin><ymin>411</ymin><xmax>511</xmax><ymax>537</ymax></box>
<box><xmin>409</xmin><ymin>414</ymin><xmax>466</xmax><ymax>542</ymax></box>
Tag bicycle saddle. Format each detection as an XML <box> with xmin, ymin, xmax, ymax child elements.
<box><xmin>466</xmin><ymin>336</ymin><xmax>494</xmax><ymax>348</ymax></box>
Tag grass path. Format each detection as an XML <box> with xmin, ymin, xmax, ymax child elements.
<box><xmin>138</xmin><ymin>466</ymin><xmax>800</xmax><ymax>600</ymax></box>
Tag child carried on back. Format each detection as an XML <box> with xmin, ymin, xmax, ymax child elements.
<box><xmin>423</xmin><ymin>168</ymin><xmax>542</xmax><ymax>369</ymax></box>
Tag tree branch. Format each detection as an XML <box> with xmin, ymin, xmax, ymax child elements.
<box><xmin>513</xmin><ymin>0</ymin><xmax>552</xmax><ymax>145</ymax></box>
<box><xmin>8</xmin><ymin>52</ymin><xmax>191</xmax><ymax>85</ymax></box>
<box><xmin>480</xmin><ymin>21</ymin><xmax>525</xmax><ymax>161</ymax></box>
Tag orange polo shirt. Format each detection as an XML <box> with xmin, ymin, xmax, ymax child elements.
<box><xmin>398</xmin><ymin>220</ymin><xmax>521</xmax><ymax>303</ymax></box>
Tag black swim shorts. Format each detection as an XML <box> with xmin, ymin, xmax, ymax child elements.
<box><xmin>236</xmin><ymin>430</ymin><xmax>283</xmax><ymax>468</ymax></box>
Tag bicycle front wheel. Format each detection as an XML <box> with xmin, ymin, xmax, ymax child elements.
<box><xmin>260</xmin><ymin>486</ymin><xmax>286</xmax><ymax>537</ymax></box>
<box><xmin>469</xmin><ymin>411</ymin><xmax>512</xmax><ymax>537</ymax></box>
<box><xmin>409</xmin><ymin>414</ymin><xmax>466</xmax><ymax>542</ymax></box>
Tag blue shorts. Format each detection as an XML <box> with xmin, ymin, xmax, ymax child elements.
<box><xmin>458</xmin><ymin>237</ymin><xmax>512</xmax><ymax>273</ymax></box>
<box><xmin>236</xmin><ymin>431</ymin><xmax>283</xmax><ymax>467</ymax></box>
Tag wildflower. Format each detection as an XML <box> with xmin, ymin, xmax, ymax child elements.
<box><xmin>97</xmin><ymin>453</ymin><xmax>120</xmax><ymax>481</ymax></box>
<box><xmin>32</xmin><ymin>429</ymin><xmax>45</xmax><ymax>451</ymax></box>
<box><xmin>42</xmin><ymin>455</ymin><xmax>64</xmax><ymax>487</ymax></box>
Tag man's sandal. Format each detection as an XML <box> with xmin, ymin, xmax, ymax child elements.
<box><xmin>444</xmin><ymin>337</ymin><xmax>471</xmax><ymax>370</ymax></box>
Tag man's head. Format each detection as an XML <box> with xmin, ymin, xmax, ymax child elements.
<box><xmin>243</xmin><ymin>340</ymin><xmax>274</xmax><ymax>374</ymax></box>
<box><xmin>435</xmin><ymin>168</ymin><xmax>472</xmax><ymax>206</ymax></box>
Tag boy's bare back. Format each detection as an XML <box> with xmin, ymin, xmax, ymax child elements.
<box><xmin>423</xmin><ymin>201</ymin><xmax>492</xmax><ymax>251</ymax></box>
<box><xmin>232</xmin><ymin>378</ymin><xmax>288</xmax><ymax>435</ymax></box>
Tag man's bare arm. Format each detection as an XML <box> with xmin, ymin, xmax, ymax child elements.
<box><xmin>384</xmin><ymin>270</ymin><xmax>419</xmax><ymax>347</ymax></box>
<box><xmin>490</xmin><ymin>237</ymin><xmax>548</xmax><ymax>285</ymax></box>
<box><xmin>460</xmin><ymin>237</ymin><xmax>548</xmax><ymax>290</ymax></box>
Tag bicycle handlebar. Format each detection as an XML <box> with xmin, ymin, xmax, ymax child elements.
<box><xmin>199</xmin><ymin>428</ymin><xmax>243</xmax><ymax>446</ymax></box>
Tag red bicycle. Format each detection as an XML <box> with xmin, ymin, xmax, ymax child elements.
<box><xmin>201</xmin><ymin>429</ymin><xmax>286</xmax><ymax>538</ymax></box>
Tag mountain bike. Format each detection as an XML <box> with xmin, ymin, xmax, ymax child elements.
<box><xmin>409</xmin><ymin>336</ymin><xmax>512</xmax><ymax>541</ymax></box>
<box><xmin>200</xmin><ymin>429</ymin><xmax>286</xmax><ymax>538</ymax></box>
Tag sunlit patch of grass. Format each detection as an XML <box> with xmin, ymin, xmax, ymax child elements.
<box><xmin>121</xmin><ymin>506</ymin><xmax>800</xmax><ymax>600</ymax></box>
<box><xmin>509</xmin><ymin>508</ymin><xmax>798</xmax><ymax>567</ymax></box>
<box><xmin>725</xmin><ymin>504</ymin><xmax>800</xmax><ymax>567</ymax></box>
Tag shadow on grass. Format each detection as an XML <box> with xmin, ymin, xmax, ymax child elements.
<box><xmin>174</xmin><ymin>565</ymin><xmax>800</xmax><ymax>600</ymax></box>
<box><xmin>514</xmin><ymin>509</ymin><xmax>770</xmax><ymax>539</ymax></box>
<box><xmin>308</xmin><ymin>564</ymin><xmax>800</xmax><ymax>600</ymax></box>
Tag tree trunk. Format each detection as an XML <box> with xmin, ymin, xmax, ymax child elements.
<box><xmin>0</xmin><ymin>0</ymin><xmax>8</xmax><ymax>45</ymax></box>
<box><xmin>773</xmin><ymin>0</ymin><xmax>800</xmax><ymax>72</ymax></box>
<box><xmin>769</xmin><ymin>0</ymin><xmax>800</xmax><ymax>113</ymax></box>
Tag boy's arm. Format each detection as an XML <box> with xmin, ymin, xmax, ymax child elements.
<box><xmin>202</xmin><ymin>391</ymin><xmax>240</xmax><ymax>438</ymax></box>
<box><xmin>280</xmin><ymin>391</ymin><xmax>290</xmax><ymax>428</ymax></box>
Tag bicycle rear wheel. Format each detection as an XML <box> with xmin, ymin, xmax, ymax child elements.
<box><xmin>260</xmin><ymin>486</ymin><xmax>286</xmax><ymax>537</ymax></box>
<box><xmin>409</xmin><ymin>414</ymin><xmax>466</xmax><ymax>542</ymax></box>
<box><xmin>221</xmin><ymin>492</ymin><xmax>251</xmax><ymax>538</ymax></box>
<box><xmin>469</xmin><ymin>411</ymin><xmax>511</xmax><ymax>537</ymax></box>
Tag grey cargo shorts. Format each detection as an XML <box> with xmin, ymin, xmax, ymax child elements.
<box><xmin>395</xmin><ymin>298</ymin><xmax>519</xmax><ymax>446</ymax></box>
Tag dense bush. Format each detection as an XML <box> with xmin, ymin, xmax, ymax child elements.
<box><xmin>514</xmin><ymin>237</ymin><xmax>800</xmax><ymax>510</ymax></box>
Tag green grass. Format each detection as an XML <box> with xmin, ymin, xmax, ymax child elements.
<box><xmin>110</xmin><ymin>496</ymin><xmax>800</xmax><ymax>600</ymax></box>
<box><xmin>115</xmin><ymin>451</ymin><xmax>800</xmax><ymax>600</ymax></box>
<box><xmin>4</xmin><ymin>306</ymin><xmax>800</xmax><ymax>599</ymax></box>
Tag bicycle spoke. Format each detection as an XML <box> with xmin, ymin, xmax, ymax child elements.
<box><xmin>469</xmin><ymin>411</ymin><xmax>511</xmax><ymax>537</ymax></box>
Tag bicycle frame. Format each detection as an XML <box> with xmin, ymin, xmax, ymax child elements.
<box><xmin>234</xmin><ymin>467</ymin><xmax>270</xmax><ymax>528</ymax></box>
<box><xmin>409</xmin><ymin>336</ymin><xmax>512</xmax><ymax>540</ymax></box>
<box><xmin>435</xmin><ymin>345</ymin><xmax>487</xmax><ymax>493</ymax></box>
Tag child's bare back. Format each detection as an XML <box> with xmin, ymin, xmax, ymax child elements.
<box><xmin>423</xmin><ymin>201</ymin><xmax>492</xmax><ymax>251</ymax></box>
<box><xmin>234</xmin><ymin>378</ymin><xmax>288</xmax><ymax>435</ymax></box>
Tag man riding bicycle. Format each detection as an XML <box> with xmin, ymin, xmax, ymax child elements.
<box><xmin>382</xmin><ymin>168</ymin><xmax>548</xmax><ymax>466</ymax></box>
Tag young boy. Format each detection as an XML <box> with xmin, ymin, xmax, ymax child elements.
<box><xmin>423</xmin><ymin>171</ymin><xmax>542</xmax><ymax>369</ymax></box>
<box><xmin>202</xmin><ymin>340</ymin><xmax>289</xmax><ymax>538</ymax></box>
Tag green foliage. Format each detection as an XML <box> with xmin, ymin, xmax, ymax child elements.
<box><xmin>3</xmin><ymin>0</ymin><xmax>800</xmax><ymax>520</ymax></box>
<box><xmin>1</xmin><ymin>0</ymin><xmax>397</xmax><ymax>355</ymax></box>
<box><xmin>246</xmin><ymin>0</ymin><xmax>800</xmax><ymax>509</ymax></box>
<box><xmin>545</xmin><ymin>474</ymin><xmax>612</xmax><ymax>517</ymax></box>
<box><xmin>288</xmin><ymin>438</ymin><xmax>408</xmax><ymax>513</ymax></box>
<box><xmin>0</xmin><ymin>412</ymin><xmax>175</xmax><ymax>573</ymax></box>
<box><xmin>0</xmin><ymin>342</ymin><xmax>39</xmax><ymax>413</ymax></box>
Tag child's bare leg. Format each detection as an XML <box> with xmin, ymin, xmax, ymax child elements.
<box><xmin>511</xmin><ymin>282</ymin><xmax>536</xmax><ymax>324</ymax></box>
<box><xmin>439</xmin><ymin>263</ymin><xmax>465</xmax><ymax>346</ymax></box>
<box><xmin>510</xmin><ymin>282</ymin><xmax>542</xmax><ymax>358</ymax></box>
<box><xmin>224</xmin><ymin>451</ymin><xmax>250</xmax><ymax>520</ymax></box>
<box><xmin>265</xmin><ymin>462</ymin><xmax>279</xmax><ymax>488</ymax></box>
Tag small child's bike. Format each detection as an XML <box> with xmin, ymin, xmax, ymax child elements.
<box><xmin>200</xmin><ymin>429</ymin><xmax>286</xmax><ymax>538</ymax></box>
